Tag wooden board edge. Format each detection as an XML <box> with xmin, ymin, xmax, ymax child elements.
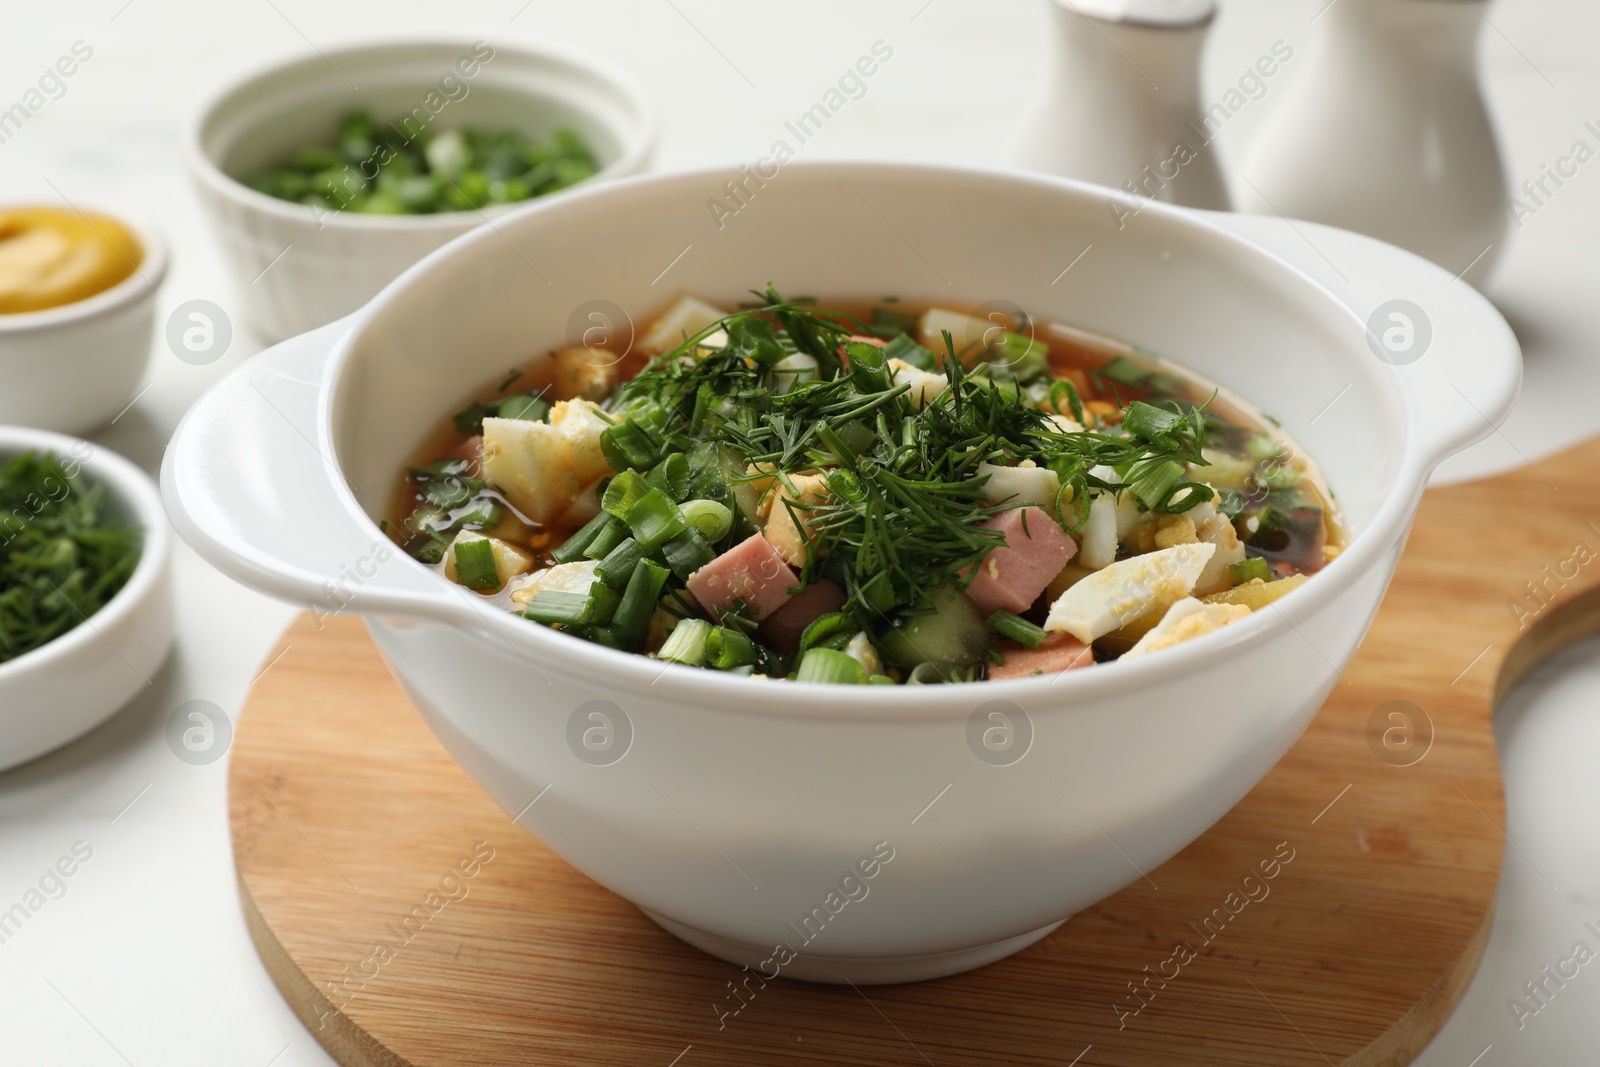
<box><xmin>1346</xmin><ymin>909</ymin><xmax>1494</xmax><ymax>1066</ymax></box>
<box><xmin>239</xmin><ymin>871</ymin><xmax>411</xmax><ymax>1067</ymax></box>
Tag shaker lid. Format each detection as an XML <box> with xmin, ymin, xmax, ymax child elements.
<box><xmin>1054</xmin><ymin>0</ymin><xmax>1217</xmax><ymax>27</ymax></box>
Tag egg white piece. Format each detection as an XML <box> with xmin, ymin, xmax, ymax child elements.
<box><xmin>481</xmin><ymin>400</ymin><xmax>612</xmax><ymax>523</ymax></box>
<box><xmin>1076</xmin><ymin>492</ymin><xmax>1119</xmax><ymax>569</ymax></box>
<box><xmin>888</xmin><ymin>358</ymin><xmax>948</xmax><ymax>409</ymax></box>
<box><xmin>639</xmin><ymin>295</ymin><xmax>728</xmax><ymax>355</ymax></box>
<box><xmin>976</xmin><ymin>460</ymin><xmax>1059</xmax><ymax>510</ymax></box>
<box><xmin>506</xmin><ymin>559</ymin><xmax>601</xmax><ymax>606</ymax></box>
<box><xmin>1121</xmin><ymin>597</ymin><xmax>1252</xmax><ymax>660</ymax></box>
<box><xmin>917</xmin><ymin>307</ymin><xmax>990</xmax><ymax>355</ymax></box>
<box><xmin>1045</xmin><ymin>541</ymin><xmax>1216</xmax><ymax>643</ymax></box>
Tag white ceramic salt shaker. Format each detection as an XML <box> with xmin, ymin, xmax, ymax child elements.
<box><xmin>1009</xmin><ymin>0</ymin><xmax>1230</xmax><ymax>211</ymax></box>
<box><xmin>1236</xmin><ymin>0</ymin><xmax>1508</xmax><ymax>287</ymax></box>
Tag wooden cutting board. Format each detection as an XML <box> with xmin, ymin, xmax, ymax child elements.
<box><xmin>229</xmin><ymin>436</ymin><xmax>1600</xmax><ymax>1067</ymax></box>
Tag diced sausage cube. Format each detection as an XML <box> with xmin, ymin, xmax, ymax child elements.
<box><xmin>964</xmin><ymin>506</ymin><xmax>1077</xmax><ymax>617</ymax></box>
<box><xmin>686</xmin><ymin>533</ymin><xmax>799</xmax><ymax>623</ymax></box>
<box><xmin>759</xmin><ymin>579</ymin><xmax>846</xmax><ymax>652</ymax></box>
<box><xmin>988</xmin><ymin>632</ymin><xmax>1094</xmax><ymax>681</ymax></box>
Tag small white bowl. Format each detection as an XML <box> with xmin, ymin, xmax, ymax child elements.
<box><xmin>0</xmin><ymin>427</ymin><xmax>172</xmax><ymax>771</ymax></box>
<box><xmin>0</xmin><ymin>205</ymin><xmax>167</xmax><ymax>435</ymax></box>
<box><xmin>186</xmin><ymin>37</ymin><xmax>658</xmax><ymax>342</ymax></box>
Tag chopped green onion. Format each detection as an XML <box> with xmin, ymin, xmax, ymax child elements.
<box><xmin>1049</xmin><ymin>379</ymin><xmax>1085</xmax><ymax>424</ymax></box>
<box><xmin>582</xmin><ymin>518</ymin><xmax>628</xmax><ymax>560</ymax></box>
<box><xmin>1098</xmin><ymin>356</ymin><xmax>1148</xmax><ymax>387</ymax></box>
<box><xmin>646</xmin><ymin>452</ymin><xmax>692</xmax><ymax>502</ymax></box>
<box><xmin>844</xmin><ymin>341</ymin><xmax>890</xmax><ymax>392</ymax></box>
<box><xmin>660</xmin><ymin>526</ymin><xmax>715</xmax><ymax>578</ymax></box>
<box><xmin>1230</xmin><ymin>557</ymin><xmax>1273</xmax><ymax>584</ymax></box>
<box><xmin>795</xmin><ymin>647</ymin><xmax>865</xmax><ymax>685</ymax></box>
<box><xmin>595</xmin><ymin>537</ymin><xmax>644</xmax><ymax>588</ymax></box>
<box><xmin>706</xmin><ymin>627</ymin><xmax>756</xmax><ymax>670</ymax></box>
<box><xmin>799</xmin><ymin>611</ymin><xmax>856</xmax><ymax>653</ymax></box>
<box><xmin>523</xmin><ymin>590</ymin><xmax>593</xmax><ymax>625</ymax></box>
<box><xmin>1127</xmin><ymin>459</ymin><xmax>1185</xmax><ymax>510</ymax></box>
<box><xmin>1245</xmin><ymin>432</ymin><xmax>1283</xmax><ymax>462</ymax></box>
<box><xmin>867</xmin><ymin>674</ymin><xmax>896</xmax><ymax>685</ymax></box>
<box><xmin>657</xmin><ymin>618</ymin><xmax>712</xmax><ymax>666</ymax></box>
<box><xmin>452</xmin><ymin>538</ymin><xmax>500</xmax><ymax>592</ymax></box>
<box><xmin>496</xmin><ymin>394</ymin><xmax>549</xmax><ymax>422</ymax></box>
<box><xmin>680</xmin><ymin>499</ymin><xmax>733</xmax><ymax>542</ymax></box>
<box><xmin>581</xmin><ymin>624</ymin><xmax>628</xmax><ymax>649</ymax></box>
<box><xmin>1122</xmin><ymin>400</ymin><xmax>1184</xmax><ymax>440</ymax></box>
<box><xmin>988</xmin><ymin>610</ymin><xmax>1046</xmax><ymax>649</ymax></box>
<box><xmin>1164</xmin><ymin>483</ymin><xmax>1214</xmax><ymax>512</ymax></box>
<box><xmin>601</xmin><ymin>470</ymin><xmax>650</xmax><ymax>519</ymax></box>
<box><xmin>551</xmin><ymin>512</ymin><xmax>615</xmax><ymax>564</ymax></box>
<box><xmin>403</xmin><ymin>532</ymin><xmax>448</xmax><ymax>565</ymax></box>
<box><xmin>626</xmin><ymin>489</ymin><xmax>688</xmax><ymax>552</ymax></box>
<box><xmin>1258</xmin><ymin>462</ymin><xmax>1301</xmax><ymax>491</ymax></box>
<box><xmin>613</xmin><ymin>560</ymin><xmax>669</xmax><ymax>644</ymax></box>
<box><xmin>993</xmin><ymin>332</ymin><xmax>1047</xmax><ymax>380</ymax></box>
<box><xmin>587</xmin><ymin>582</ymin><xmax>621</xmax><ymax>623</ymax></box>
<box><xmin>1216</xmin><ymin>488</ymin><xmax>1246</xmax><ymax>521</ymax></box>
<box><xmin>452</xmin><ymin>401</ymin><xmax>490</xmax><ymax>434</ymax></box>
<box><xmin>881</xmin><ymin>332</ymin><xmax>936</xmax><ymax>371</ymax></box>
<box><xmin>601</xmin><ymin>421</ymin><xmax>662</xmax><ymax>471</ymax></box>
<box><xmin>524</xmin><ymin>581</ymin><xmax>618</xmax><ymax>626</ymax></box>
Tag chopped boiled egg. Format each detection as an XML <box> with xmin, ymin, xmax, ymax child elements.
<box><xmin>888</xmin><ymin>357</ymin><xmax>948</xmax><ymax>408</ymax></box>
<box><xmin>507</xmin><ymin>559</ymin><xmax>600</xmax><ymax>607</ymax></box>
<box><xmin>1187</xmin><ymin>496</ymin><xmax>1247</xmax><ymax>596</ymax></box>
<box><xmin>976</xmin><ymin>461</ymin><xmax>1060</xmax><ymax>510</ymax></box>
<box><xmin>550</xmin><ymin>346</ymin><xmax>619</xmax><ymax>401</ymax></box>
<box><xmin>639</xmin><ymin>295</ymin><xmax>728</xmax><ymax>355</ymax></box>
<box><xmin>844</xmin><ymin>631</ymin><xmax>884</xmax><ymax>677</ymax></box>
<box><xmin>1045</xmin><ymin>541</ymin><xmax>1216</xmax><ymax>643</ymax></box>
<box><xmin>762</xmin><ymin>472</ymin><xmax>831</xmax><ymax>567</ymax></box>
<box><xmin>1075</xmin><ymin>492</ymin><xmax>1119</xmax><ymax>569</ymax></box>
<box><xmin>481</xmin><ymin>400</ymin><xmax>613</xmax><ymax>524</ymax></box>
<box><xmin>1120</xmin><ymin>597</ymin><xmax>1251</xmax><ymax>660</ymax></box>
<box><xmin>444</xmin><ymin>529</ymin><xmax>532</xmax><ymax>590</ymax></box>
<box><xmin>559</xmin><ymin>478</ymin><xmax>605</xmax><ymax>527</ymax></box>
<box><xmin>917</xmin><ymin>307</ymin><xmax>990</xmax><ymax>358</ymax></box>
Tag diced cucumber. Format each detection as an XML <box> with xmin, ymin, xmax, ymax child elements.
<box><xmin>878</xmin><ymin>589</ymin><xmax>990</xmax><ymax>668</ymax></box>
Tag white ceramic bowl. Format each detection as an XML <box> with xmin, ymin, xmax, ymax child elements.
<box><xmin>186</xmin><ymin>36</ymin><xmax>658</xmax><ymax>342</ymax></box>
<box><xmin>0</xmin><ymin>427</ymin><xmax>172</xmax><ymax>771</ymax></box>
<box><xmin>0</xmin><ymin>205</ymin><xmax>167</xmax><ymax>435</ymax></box>
<box><xmin>162</xmin><ymin>163</ymin><xmax>1520</xmax><ymax>983</ymax></box>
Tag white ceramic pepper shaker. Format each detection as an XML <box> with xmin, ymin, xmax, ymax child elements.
<box><xmin>1009</xmin><ymin>0</ymin><xmax>1230</xmax><ymax>211</ymax></box>
<box><xmin>1236</xmin><ymin>0</ymin><xmax>1509</xmax><ymax>287</ymax></box>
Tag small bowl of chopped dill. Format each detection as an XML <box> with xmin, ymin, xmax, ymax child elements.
<box><xmin>0</xmin><ymin>427</ymin><xmax>172</xmax><ymax>770</ymax></box>
<box><xmin>187</xmin><ymin>37</ymin><xmax>658</xmax><ymax>341</ymax></box>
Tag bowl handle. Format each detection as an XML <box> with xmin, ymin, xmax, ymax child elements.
<box><xmin>1199</xmin><ymin>211</ymin><xmax>1522</xmax><ymax>473</ymax></box>
<box><xmin>161</xmin><ymin>318</ymin><xmax>477</xmax><ymax>629</ymax></box>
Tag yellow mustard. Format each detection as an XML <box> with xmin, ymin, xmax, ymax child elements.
<box><xmin>0</xmin><ymin>208</ymin><xmax>143</xmax><ymax>314</ymax></box>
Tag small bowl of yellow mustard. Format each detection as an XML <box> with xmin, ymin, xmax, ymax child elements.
<box><xmin>0</xmin><ymin>204</ymin><xmax>167</xmax><ymax>435</ymax></box>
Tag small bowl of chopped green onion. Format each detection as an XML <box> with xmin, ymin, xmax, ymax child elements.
<box><xmin>0</xmin><ymin>426</ymin><xmax>172</xmax><ymax>770</ymax></box>
<box><xmin>187</xmin><ymin>37</ymin><xmax>657</xmax><ymax>341</ymax></box>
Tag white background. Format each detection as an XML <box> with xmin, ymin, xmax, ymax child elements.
<box><xmin>0</xmin><ymin>1</ymin><xmax>1597</xmax><ymax>1063</ymax></box>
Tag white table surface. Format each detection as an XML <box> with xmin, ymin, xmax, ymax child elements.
<box><xmin>0</xmin><ymin>1</ymin><xmax>1595</xmax><ymax>1063</ymax></box>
